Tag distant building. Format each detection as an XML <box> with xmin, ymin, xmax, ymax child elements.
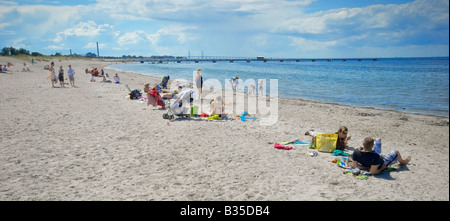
<box><xmin>257</xmin><ymin>56</ymin><xmax>265</xmax><ymax>60</ymax></box>
<box><xmin>86</xmin><ymin>52</ymin><xmax>97</xmax><ymax>58</ymax></box>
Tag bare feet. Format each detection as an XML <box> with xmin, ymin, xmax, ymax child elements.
<box><xmin>399</xmin><ymin>156</ymin><xmax>411</xmax><ymax>166</ymax></box>
<box><xmin>397</xmin><ymin>151</ymin><xmax>411</xmax><ymax>166</ymax></box>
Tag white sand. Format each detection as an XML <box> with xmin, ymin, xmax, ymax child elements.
<box><xmin>0</xmin><ymin>56</ymin><xmax>448</xmax><ymax>201</ymax></box>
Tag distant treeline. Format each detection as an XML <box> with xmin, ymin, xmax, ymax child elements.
<box><xmin>1</xmin><ymin>46</ymin><xmax>181</xmax><ymax>59</ymax></box>
<box><xmin>1</xmin><ymin>46</ymin><xmax>82</xmax><ymax>57</ymax></box>
<box><xmin>1</xmin><ymin>47</ymin><xmax>44</xmax><ymax>56</ymax></box>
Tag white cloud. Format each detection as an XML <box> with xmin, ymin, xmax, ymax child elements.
<box><xmin>95</xmin><ymin>0</ymin><xmax>314</xmax><ymax>22</ymax></box>
<box><xmin>117</xmin><ymin>31</ymin><xmax>146</xmax><ymax>45</ymax></box>
<box><xmin>0</xmin><ymin>0</ymin><xmax>18</xmax><ymax>6</ymax></box>
<box><xmin>3</xmin><ymin>4</ymin><xmax>86</xmax><ymax>37</ymax></box>
<box><xmin>0</xmin><ymin>22</ymin><xmax>12</xmax><ymax>29</ymax></box>
<box><xmin>54</xmin><ymin>21</ymin><xmax>114</xmax><ymax>43</ymax></box>
<box><xmin>277</xmin><ymin>0</ymin><xmax>449</xmax><ymax>50</ymax></box>
<box><xmin>46</xmin><ymin>44</ymin><xmax>64</xmax><ymax>50</ymax></box>
<box><xmin>148</xmin><ymin>25</ymin><xmax>197</xmax><ymax>45</ymax></box>
<box><xmin>117</xmin><ymin>25</ymin><xmax>197</xmax><ymax>47</ymax></box>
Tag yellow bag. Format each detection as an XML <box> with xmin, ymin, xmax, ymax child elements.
<box><xmin>315</xmin><ymin>133</ymin><xmax>338</xmax><ymax>152</ymax></box>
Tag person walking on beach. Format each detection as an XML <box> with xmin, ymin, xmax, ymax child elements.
<box><xmin>58</xmin><ymin>66</ymin><xmax>65</xmax><ymax>88</ymax></box>
<box><xmin>352</xmin><ymin>137</ymin><xmax>411</xmax><ymax>175</ymax></box>
<box><xmin>230</xmin><ymin>76</ymin><xmax>239</xmax><ymax>91</ymax></box>
<box><xmin>195</xmin><ymin>68</ymin><xmax>203</xmax><ymax>98</ymax></box>
<box><xmin>233</xmin><ymin>76</ymin><xmax>239</xmax><ymax>91</ymax></box>
<box><xmin>258</xmin><ymin>80</ymin><xmax>264</xmax><ymax>95</ymax></box>
<box><xmin>68</xmin><ymin>64</ymin><xmax>75</xmax><ymax>87</ymax></box>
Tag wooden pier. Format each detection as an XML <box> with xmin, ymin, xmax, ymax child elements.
<box><xmin>135</xmin><ymin>57</ymin><xmax>379</xmax><ymax>64</ymax></box>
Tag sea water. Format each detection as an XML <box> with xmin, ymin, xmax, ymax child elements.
<box><xmin>108</xmin><ymin>57</ymin><xmax>449</xmax><ymax>117</ymax></box>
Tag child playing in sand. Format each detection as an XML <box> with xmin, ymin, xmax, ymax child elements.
<box><xmin>102</xmin><ymin>75</ymin><xmax>111</xmax><ymax>83</ymax></box>
<box><xmin>205</xmin><ymin>96</ymin><xmax>225</xmax><ymax>117</ymax></box>
<box><xmin>114</xmin><ymin>73</ymin><xmax>120</xmax><ymax>84</ymax></box>
<box><xmin>90</xmin><ymin>73</ymin><xmax>96</xmax><ymax>82</ymax></box>
<box><xmin>352</xmin><ymin>137</ymin><xmax>411</xmax><ymax>175</ymax></box>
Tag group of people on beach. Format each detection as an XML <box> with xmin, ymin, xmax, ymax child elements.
<box><xmin>194</xmin><ymin>68</ymin><xmax>265</xmax><ymax>97</ymax></box>
<box><xmin>46</xmin><ymin>62</ymin><xmax>75</xmax><ymax>88</ymax></box>
<box><xmin>140</xmin><ymin>68</ymin><xmax>225</xmax><ymax>116</ymax></box>
<box><xmin>85</xmin><ymin>67</ymin><xmax>120</xmax><ymax>84</ymax></box>
<box><xmin>45</xmin><ymin>62</ymin><xmax>123</xmax><ymax>88</ymax></box>
<box><xmin>306</xmin><ymin>126</ymin><xmax>411</xmax><ymax>175</ymax></box>
<box><xmin>0</xmin><ymin>64</ymin><xmax>7</xmax><ymax>73</ymax></box>
<box><xmin>229</xmin><ymin>77</ymin><xmax>265</xmax><ymax>95</ymax></box>
<box><xmin>0</xmin><ymin>62</ymin><xmax>14</xmax><ymax>73</ymax></box>
<box><xmin>124</xmin><ymin>66</ymin><xmax>413</xmax><ymax>175</ymax></box>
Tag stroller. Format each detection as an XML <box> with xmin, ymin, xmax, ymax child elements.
<box><xmin>163</xmin><ymin>89</ymin><xmax>198</xmax><ymax>120</ymax></box>
<box><xmin>160</xmin><ymin>75</ymin><xmax>170</xmax><ymax>89</ymax></box>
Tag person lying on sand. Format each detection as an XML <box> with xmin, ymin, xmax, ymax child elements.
<box><xmin>205</xmin><ymin>96</ymin><xmax>225</xmax><ymax>117</ymax></box>
<box><xmin>351</xmin><ymin>137</ymin><xmax>411</xmax><ymax>175</ymax></box>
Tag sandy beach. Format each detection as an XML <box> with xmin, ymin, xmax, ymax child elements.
<box><xmin>0</xmin><ymin>56</ymin><xmax>448</xmax><ymax>201</ymax></box>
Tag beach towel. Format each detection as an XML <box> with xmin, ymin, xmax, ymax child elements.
<box><xmin>274</xmin><ymin>143</ymin><xmax>293</xmax><ymax>150</ymax></box>
<box><xmin>207</xmin><ymin>114</ymin><xmax>221</xmax><ymax>120</ymax></box>
<box><xmin>344</xmin><ymin>171</ymin><xmax>370</xmax><ymax>180</ymax></box>
<box><xmin>148</xmin><ymin>88</ymin><xmax>165</xmax><ymax>108</ymax></box>
<box><xmin>332</xmin><ymin>149</ymin><xmax>348</xmax><ymax>156</ymax></box>
<box><xmin>148</xmin><ymin>93</ymin><xmax>158</xmax><ymax>106</ymax></box>
<box><xmin>333</xmin><ymin>158</ymin><xmax>370</xmax><ymax>180</ymax></box>
<box><xmin>240</xmin><ymin>115</ymin><xmax>259</xmax><ymax>121</ymax></box>
<box><xmin>345</xmin><ymin>167</ymin><xmax>397</xmax><ymax>180</ymax></box>
<box><xmin>280</xmin><ymin>139</ymin><xmax>311</xmax><ymax>146</ymax></box>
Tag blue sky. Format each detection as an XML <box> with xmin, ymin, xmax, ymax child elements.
<box><xmin>1</xmin><ymin>0</ymin><xmax>448</xmax><ymax>58</ymax></box>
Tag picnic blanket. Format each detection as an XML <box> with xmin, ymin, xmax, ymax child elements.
<box><xmin>279</xmin><ymin>139</ymin><xmax>311</xmax><ymax>146</ymax></box>
<box><xmin>274</xmin><ymin>139</ymin><xmax>311</xmax><ymax>150</ymax></box>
